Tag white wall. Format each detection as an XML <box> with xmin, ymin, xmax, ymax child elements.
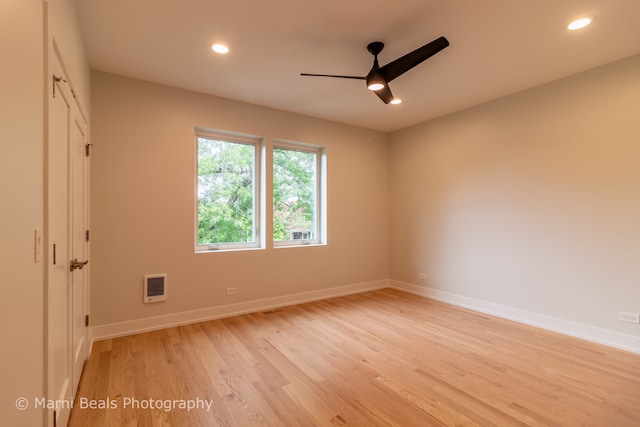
<box><xmin>389</xmin><ymin>54</ymin><xmax>640</xmax><ymax>352</ymax></box>
<box><xmin>90</xmin><ymin>72</ymin><xmax>389</xmax><ymax>336</ymax></box>
<box><xmin>0</xmin><ymin>1</ymin><xmax>45</xmax><ymax>425</ymax></box>
<box><xmin>0</xmin><ymin>0</ymin><xmax>90</xmax><ymax>425</ymax></box>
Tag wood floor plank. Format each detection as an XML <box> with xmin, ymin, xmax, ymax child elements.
<box><xmin>69</xmin><ymin>289</ymin><xmax>640</xmax><ymax>426</ymax></box>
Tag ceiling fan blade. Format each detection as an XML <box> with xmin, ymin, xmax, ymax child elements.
<box><xmin>377</xmin><ymin>36</ymin><xmax>449</xmax><ymax>83</ymax></box>
<box><xmin>300</xmin><ymin>73</ymin><xmax>366</xmax><ymax>80</ymax></box>
<box><xmin>373</xmin><ymin>84</ymin><xmax>394</xmax><ymax>104</ymax></box>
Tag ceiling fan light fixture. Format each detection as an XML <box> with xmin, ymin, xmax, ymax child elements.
<box><xmin>366</xmin><ymin>71</ymin><xmax>386</xmax><ymax>91</ymax></box>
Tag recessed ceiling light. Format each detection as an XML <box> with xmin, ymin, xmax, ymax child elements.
<box><xmin>212</xmin><ymin>44</ymin><xmax>229</xmax><ymax>54</ymax></box>
<box><xmin>390</xmin><ymin>99</ymin><xmax>402</xmax><ymax>105</ymax></box>
<box><xmin>568</xmin><ymin>16</ymin><xmax>594</xmax><ymax>31</ymax></box>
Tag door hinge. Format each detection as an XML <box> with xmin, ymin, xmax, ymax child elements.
<box><xmin>85</xmin><ymin>314</ymin><xmax>89</xmax><ymax>327</ymax></box>
<box><xmin>52</xmin><ymin>74</ymin><xmax>66</xmax><ymax>98</ymax></box>
<box><xmin>85</xmin><ymin>143</ymin><xmax>93</xmax><ymax>157</ymax></box>
<box><xmin>86</xmin><ymin>230</ymin><xmax>90</xmax><ymax>242</ymax></box>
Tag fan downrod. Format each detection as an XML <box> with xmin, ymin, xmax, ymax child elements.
<box><xmin>367</xmin><ymin>41</ymin><xmax>384</xmax><ymax>56</ymax></box>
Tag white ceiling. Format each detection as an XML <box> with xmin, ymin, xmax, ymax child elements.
<box><xmin>74</xmin><ymin>0</ymin><xmax>640</xmax><ymax>133</ymax></box>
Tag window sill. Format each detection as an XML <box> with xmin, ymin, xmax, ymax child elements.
<box><xmin>195</xmin><ymin>246</ymin><xmax>264</xmax><ymax>254</ymax></box>
<box><xmin>273</xmin><ymin>242</ymin><xmax>326</xmax><ymax>250</ymax></box>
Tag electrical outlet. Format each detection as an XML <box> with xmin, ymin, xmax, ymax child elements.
<box><xmin>619</xmin><ymin>312</ymin><xmax>640</xmax><ymax>324</ymax></box>
<box><xmin>418</xmin><ymin>273</ymin><xmax>427</xmax><ymax>280</ymax></box>
<box><xmin>226</xmin><ymin>287</ymin><xmax>237</xmax><ymax>296</ymax></box>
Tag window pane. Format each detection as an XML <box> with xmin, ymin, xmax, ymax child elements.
<box><xmin>273</xmin><ymin>147</ymin><xmax>317</xmax><ymax>242</ymax></box>
<box><xmin>197</xmin><ymin>137</ymin><xmax>255</xmax><ymax>246</ymax></box>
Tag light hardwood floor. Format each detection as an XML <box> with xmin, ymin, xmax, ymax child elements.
<box><xmin>69</xmin><ymin>289</ymin><xmax>640</xmax><ymax>426</ymax></box>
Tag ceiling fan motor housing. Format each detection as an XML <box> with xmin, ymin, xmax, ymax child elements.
<box><xmin>367</xmin><ymin>41</ymin><xmax>384</xmax><ymax>56</ymax></box>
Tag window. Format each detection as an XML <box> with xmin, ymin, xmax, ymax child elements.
<box><xmin>273</xmin><ymin>142</ymin><xmax>324</xmax><ymax>246</ymax></box>
<box><xmin>196</xmin><ymin>131</ymin><xmax>260</xmax><ymax>251</ymax></box>
<box><xmin>195</xmin><ymin>129</ymin><xmax>325</xmax><ymax>252</ymax></box>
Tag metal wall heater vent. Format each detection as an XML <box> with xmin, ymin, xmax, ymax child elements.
<box><xmin>144</xmin><ymin>274</ymin><xmax>167</xmax><ymax>303</ymax></box>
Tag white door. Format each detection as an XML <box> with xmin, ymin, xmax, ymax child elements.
<box><xmin>69</xmin><ymin>103</ymin><xmax>89</xmax><ymax>394</ymax></box>
<box><xmin>48</xmin><ymin>53</ymin><xmax>72</xmax><ymax>427</ymax></box>
<box><xmin>48</xmin><ymin>46</ymin><xmax>89</xmax><ymax>427</ymax></box>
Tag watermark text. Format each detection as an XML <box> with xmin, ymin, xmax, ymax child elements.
<box><xmin>15</xmin><ymin>396</ymin><xmax>214</xmax><ymax>412</ymax></box>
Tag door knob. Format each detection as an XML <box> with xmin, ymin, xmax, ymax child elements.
<box><xmin>70</xmin><ymin>258</ymin><xmax>89</xmax><ymax>272</ymax></box>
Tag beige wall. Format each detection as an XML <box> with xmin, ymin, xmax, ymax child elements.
<box><xmin>389</xmin><ymin>54</ymin><xmax>640</xmax><ymax>344</ymax></box>
<box><xmin>1</xmin><ymin>1</ymin><xmax>90</xmax><ymax>424</ymax></box>
<box><xmin>91</xmin><ymin>49</ymin><xmax>639</xmax><ymax>349</ymax></box>
<box><xmin>0</xmin><ymin>1</ymin><xmax>44</xmax><ymax>425</ymax></box>
<box><xmin>90</xmin><ymin>72</ymin><xmax>389</xmax><ymax>328</ymax></box>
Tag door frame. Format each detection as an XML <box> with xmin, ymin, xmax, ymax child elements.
<box><xmin>45</xmin><ymin>29</ymin><xmax>90</xmax><ymax>426</ymax></box>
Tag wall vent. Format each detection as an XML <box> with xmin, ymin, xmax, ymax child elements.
<box><xmin>143</xmin><ymin>274</ymin><xmax>167</xmax><ymax>303</ymax></box>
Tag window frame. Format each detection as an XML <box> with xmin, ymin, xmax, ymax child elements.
<box><xmin>272</xmin><ymin>140</ymin><xmax>325</xmax><ymax>248</ymax></box>
<box><xmin>194</xmin><ymin>128</ymin><xmax>263</xmax><ymax>252</ymax></box>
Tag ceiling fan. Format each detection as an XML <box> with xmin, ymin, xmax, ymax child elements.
<box><xmin>301</xmin><ymin>36</ymin><xmax>450</xmax><ymax>104</ymax></box>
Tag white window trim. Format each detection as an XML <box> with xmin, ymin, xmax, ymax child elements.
<box><xmin>194</xmin><ymin>127</ymin><xmax>263</xmax><ymax>252</ymax></box>
<box><xmin>272</xmin><ymin>139</ymin><xmax>326</xmax><ymax>248</ymax></box>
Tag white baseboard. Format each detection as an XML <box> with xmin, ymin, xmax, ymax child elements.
<box><xmin>390</xmin><ymin>280</ymin><xmax>640</xmax><ymax>355</ymax></box>
<box><xmin>91</xmin><ymin>280</ymin><xmax>389</xmax><ymax>343</ymax></box>
<box><xmin>90</xmin><ymin>278</ymin><xmax>640</xmax><ymax>356</ymax></box>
